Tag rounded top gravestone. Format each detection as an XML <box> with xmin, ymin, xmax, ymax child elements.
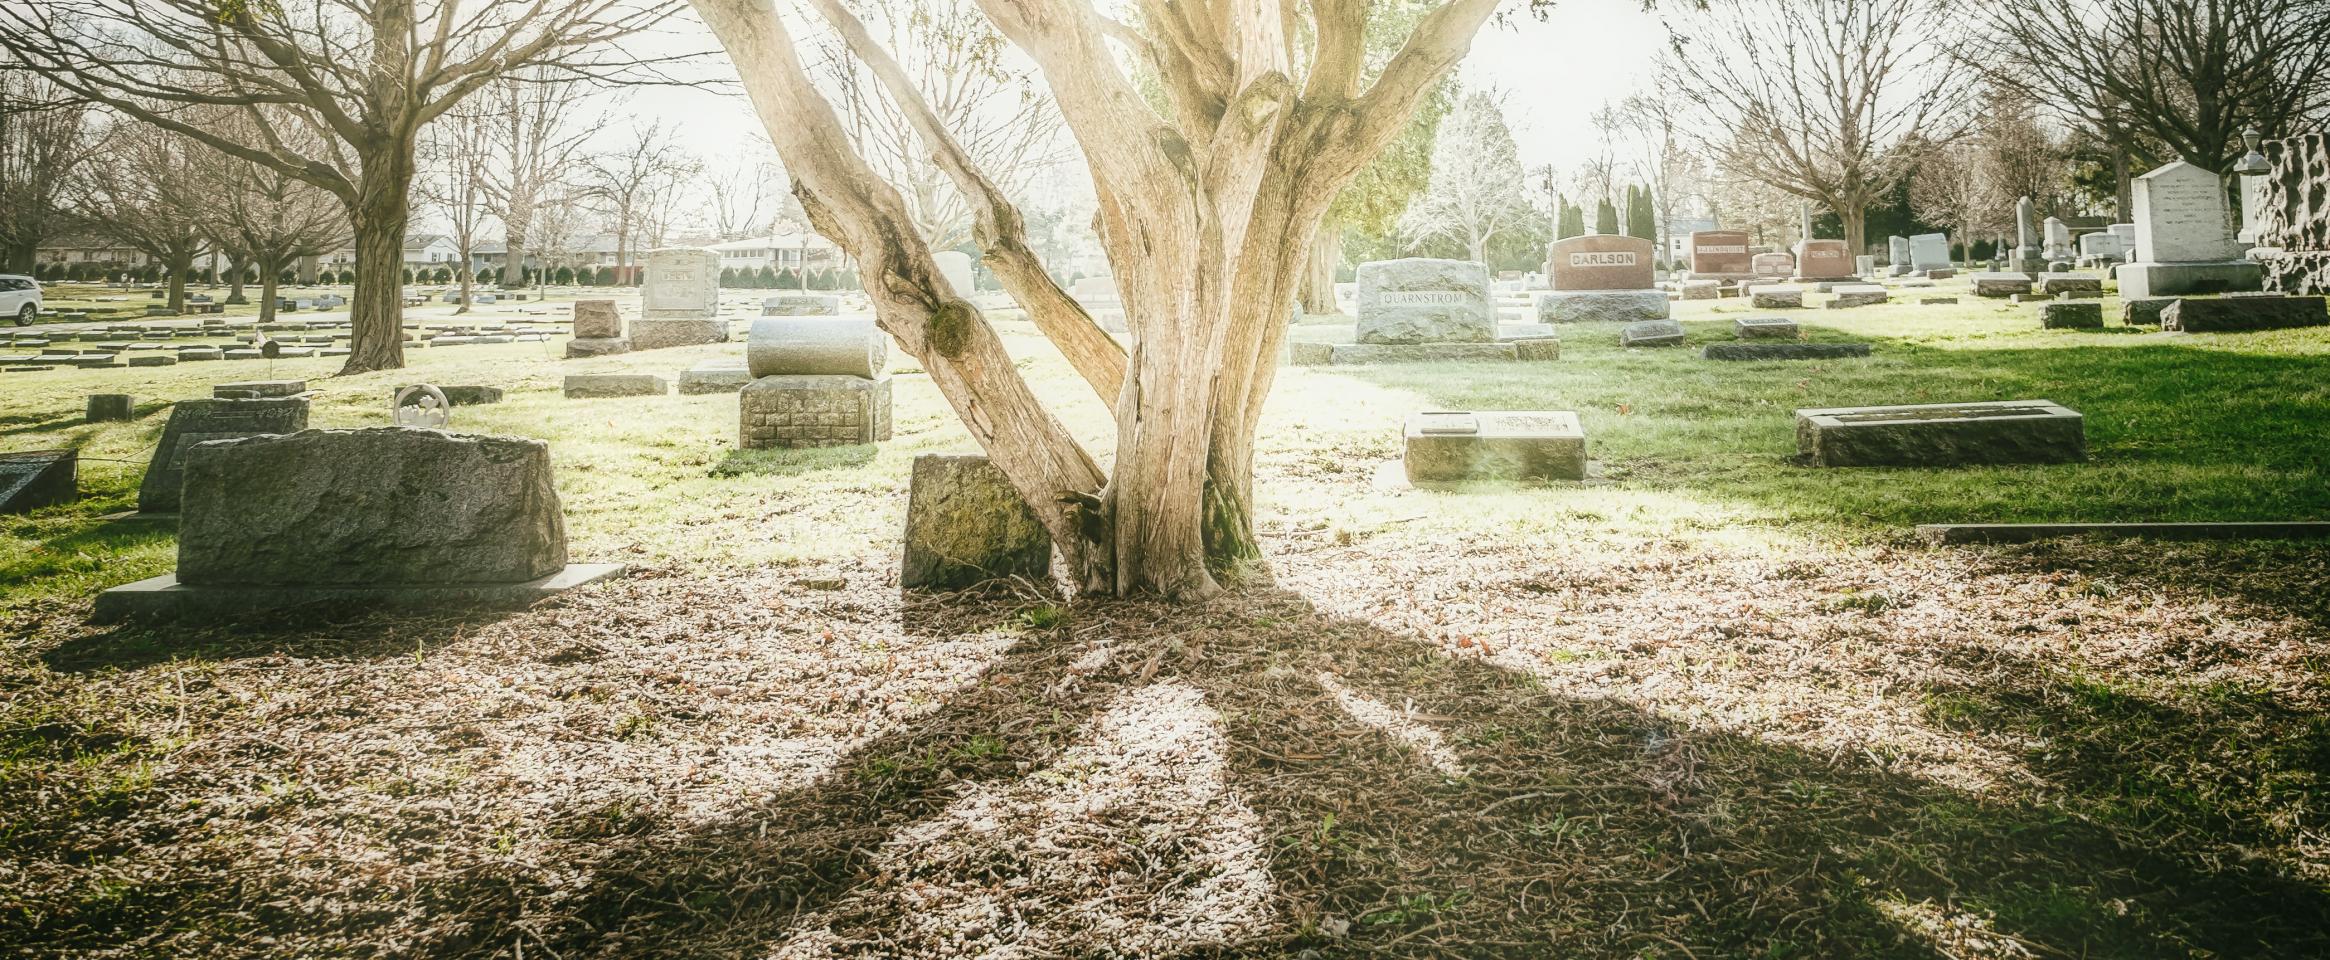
<box><xmin>1354</xmin><ymin>258</ymin><xmax>1493</xmax><ymax>345</ymax></box>
<box><xmin>747</xmin><ymin>317</ymin><xmax>887</xmax><ymax>379</ymax></box>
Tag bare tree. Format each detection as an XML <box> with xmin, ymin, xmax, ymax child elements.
<box><xmin>1398</xmin><ymin>89</ymin><xmax>1530</xmax><ymax>262</ymax></box>
<box><xmin>1909</xmin><ymin>140</ymin><xmax>2010</xmax><ymax>263</ymax></box>
<box><xmin>1666</xmin><ymin>0</ymin><xmax>1963</xmax><ymax>253</ymax></box>
<box><xmin>1964</xmin><ymin>0</ymin><xmax>2330</xmax><ymax>181</ymax></box>
<box><xmin>420</xmin><ymin>108</ymin><xmax>495</xmax><ymax>314</ymax></box>
<box><xmin>187</xmin><ymin>108</ymin><xmax>347</xmax><ymax>324</ymax></box>
<box><xmin>476</xmin><ymin>67</ymin><xmax>596</xmax><ymax>290</ymax></box>
<box><xmin>1606</xmin><ymin>90</ymin><xmax>1698</xmax><ymax>263</ymax></box>
<box><xmin>0</xmin><ymin>0</ymin><xmax>682</xmax><ymax>373</ymax></box>
<box><xmin>695</xmin><ymin>0</ymin><xmax>1501</xmax><ymax>597</ymax></box>
<box><xmin>0</xmin><ymin>71</ymin><xmax>101</xmax><ymax>274</ymax></box>
<box><xmin>817</xmin><ymin>0</ymin><xmax>1072</xmax><ymax>251</ymax></box>
<box><xmin>703</xmin><ymin>151</ymin><xmax>784</xmax><ymax>241</ymax></box>
<box><xmin>77</xmin><ymin>123</ymin><xmax>209</xmax><ymax>310</ymax></box>
<box><xmin>585</xmin><ymin>122</ymin><xmax>695</xmax><ymax>279</ymax></box>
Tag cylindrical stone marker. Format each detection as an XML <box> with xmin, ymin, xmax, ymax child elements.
<box><xmin>746</xmin><ymin>317</ymin><xmax>885</xmax><ymax>379</ymax></box>
<box><xmin>86</xmin><ymin>394</ymin><xmax>136</xmax><ymax>422</ymax></box>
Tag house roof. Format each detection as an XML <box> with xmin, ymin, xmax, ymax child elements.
<box><xmin>709</xmin><ymin>232</ymin><xmax>840</xmax><ymax>253</ymax></box>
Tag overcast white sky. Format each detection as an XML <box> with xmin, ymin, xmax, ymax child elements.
<box><xmin>607</xmin><ymin>1</ymin><xmax>1669</xmax><ymax>206</ymax></box>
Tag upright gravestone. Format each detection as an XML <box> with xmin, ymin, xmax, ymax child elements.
<box><xmin>1909</xmin><ymin>233</ymin><xmax>1953</xmax><ymax>275</ymax></box>
<box><xmin>900</xmin><ymin>454</ymin><xmax>1052</xmax><ymax>591</ymax></box>
<box><xmin>740</xmin><ymin>318</ymin><xmax>893</xmax><ymax>448</ymax></box>
<box><xmin>933</xmin><ymin>251</ymin><xmax>976</xmax><ymax>298</ymax></box>
<box><xmin>1537</xmin><ymin>236</ymin><xmax>1668</xmax><ymax>324</ymax></box>
<box><xmin>2010</xmin><ymin>196</ymin><xmax>2045</xmax><ymax>274</ymax></box>
<box><xmin>137</xmin><ymin>397</ymin><xmax>310</xmax><ymax>514</ymax></box>
<box><xmin>1356</xmin><ymin>258</ymin><xmax>1493</xmax><ymax>344</ymax></box>
<box><xmin>1887</xmin><ymin>236</ymin><xmax>1912</xmax><ymax>276</ymax></box>
<box><xmin>2119</xmin><ymin>160</ymin><xmax>2264</xmax><ymax>299</ymax></box>
<box><xmin>1794</xmin><ymin>240</ymin><xmax>1854</xmax><ymax>280</ymax></box>
<box><xmin>2077</xmin><ymin>231</ymin><xmax>2127</xmax><ymax>265</ymax></box>
<box><xmin>0</xmin><ymin>450</ymin><xmax>77</xmax><ymax>514</ymax></box>
<box><xmin>632</xmin><ymin>248</ymin><xmax>728</xmax><ymax>349</ymax></box>
<box><xmin>567</xmin><ymin>299</ymin><xmax>629</xmax><ymax>357</ymax></box>
<box><xmin>2042</xmin><ymin>217</ymin><xmax>2074</xmax><ymax>262</ymax></box>
<box><xmin>1686</xmin><ymin>230</ymin><xmax>1753</xmax><ymax>282</ymax></box>
<box><xmin>1752</xmin><ymin>252</ymin><xmax>1796</xmax><ymax>278</ymax></box>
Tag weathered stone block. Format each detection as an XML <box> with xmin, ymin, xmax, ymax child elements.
<box><xmin>563</xmin><ymin>374</ymin><xmax>669</xmax><ymax>398</ymax></box>
<box><xmin>1752</xmin><ymin>286</ymin><xmax>1808</xmax><ymax>309</ymax></box>
<box><xmin>901</xmin><ymin>454</ymin><xmax>1051</xmax><ymax>590</ymax></box>
<box><xmin>1537</xmin><ymin>289</ymin><xmax>1671</xmax><ymax>324</ymax></box>
<box><xmin>2122</xmin><ymin>297</ymin><xmax>2175</xmax><ymax>326</ymax></box>
<box><xmin>738</xmin><ymin>375</ymin><xmax>892</xmax><ymax>448</ymax></box>
<box><xmin>572</xmin><ymin>299</ymin><xmax>623</xmax><ymax>339</ymax></box>
<box><xmin>2041</xmin><ymin>276</ymin><xmax>2104</xmax><ymax>297</ymax></box>
<box><xmin>1679</xmin><ymin>279</ymin><xmax>1720</xmax><ymax>300</ymax></box>
<box><xmin>2010</xmin><ymin>293</ymin><xmax>2053</xmax><ymax>304</ymax></box>
<box><xmin>1735</xmin><ymin>317</ymin><xmax>1800</xmax><ymax>339</ymax></box>
<box><xmin>2159</xmin><ymin>295</ymin><xmax>2329</xmax><ymax>332</ymax></box>
<box><xmin>565</xmin><ymin>336</ymin><xmax>631</xmax><ymax>358</ymax></box>
<box><xmin>139</xmin><ymin>397</ymin><xmax>310</xmax><ymax>513</ymax></box>
<box><xmin>1287</xmin><ymin>341</ymin><xmax>1335</xmax><ymax>366</ymax></box>
<box><xmin>1920</xmin><ymin>297</ymin><xmax>1961</xmax><ymax>306</ymax></box>
<box><xmin>1971</xmin><ymin>273</ymin><xmax>2034</xmax><ymax>298</ymax></box>
<box><xmin>2117</xmin><ymin>260</ymin><xmax>2264</xmax><ymax>299</ymax></box>
<box><xmin>679</xmin><ymin>362</ymin><xmax>753</xmax><ymax>395</ymax></box>
<box><xmin>2041</xmin><ymin>302</ymin><xmax>2104</xmax><ymax>329</ymax></box>
<box><xmin>1</xmin><ymin>449</ymin><xmax>76</xmax><ymax>514</ymax></box>
<box><xmin>1795</xmin><ymin>400</ymin><xmax>2085</xmax><ymax>468</ymax></box>
<box><xmin>1619</xmin><ymin>319</ymin><xmax>1686</xmax><ymax>347</ymax></box>
<box><xmin>127</xmin><ymin>355</ymin><xmax>177</xmax><ymax>367</ymax></box>
<box><xmin>178</xmin><ymin>428</ymin><xmax>566</xmax><ymax>585</ymax></box>
<box><xmin>628</xmin><ymin>317</ymin><xmax>729</xmax><ymax>351</ymax></box>
<box><xmin>1702</xmin><ymin>342</ymin><xmax>1871</xmax><ymax>361</ymax></box>
<box><xmin>1403</xmin><ymin>411</ymin><xmax>1586</xmax><ymax>483</ymax></box>
<box><xmin>1329</xmin><ymin>342</ymin><xmax>1519</xmax><ymax>364</ymax></box>
<box><xmin>1356</xmin><ymin>258</ymin><xmax>1493</xmax><ymax>344</ymax></box>
<box><xmin>1512</xmin><ymin>338</ymin><xmax>1562</xmax><ymax>361</ymax></box>
<box><xmin>86</xmin><ymin>394</ymin><xmax>136</xmax><ymax>421</ymax></box>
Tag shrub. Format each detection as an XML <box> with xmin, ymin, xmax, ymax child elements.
<box><xmin>553</xmin><ymin>266</ymin><xmax>574</xmax><ymax>285</ymax></box>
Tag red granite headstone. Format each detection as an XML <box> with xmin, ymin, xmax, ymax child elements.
<box><xmin>1795</xmin><ymin>240</ymin><xmax>1854</xmax><ymax>279</ymax></box>
<box><xmin>1687</xmin><ymin>231</ymin><xmax>1753</xmax><ymax>277</ymax></box>
<box><xmin>1547</xmin><ymin>235</ymin><xmax>1656</xmax><ymax>291</ymax></box>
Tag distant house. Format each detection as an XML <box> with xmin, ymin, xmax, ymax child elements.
<box><xmin>1662</xmin><ymin>216</ymin><xmax>1720</xmax><ymax>261</ymax></box>
<box><xmin>403</xmin><ymin>234</ymin><xmax>462</xmax><ymax>270</ymax></box>
<box><xmin>471</xmin><ymin>235</ymin><xmax>628</xmax><ymax>275</ymax></box>
<box><xmin>710</xmin><ymin>232</ymin><xmax>847</xmax><ymax>274</ymax></box>
<box><xmin>34</xmin><ymin>234</ymin><xmax>232</xmax><ymax>277</ymax></box>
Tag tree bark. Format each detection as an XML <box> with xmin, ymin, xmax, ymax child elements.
<box><xmin>1842</xmin><ymin>205</ymin><xmax>1868</xmax><ymax>259</ymax></box>
<box><xmin>225</xmin><ymin>255</ymin><xmax>249</xmax><ymax>305</ymax></box>
<box><xmin>166</xmin><ymin>252</ymin><xmax>191</xmax><ymax>313</ymax></box>
<box><xmin>1298</xmin><ymin>222</ymin><xmax>1341</xmax><ymax>316</ymax></box>
<box><xmin>342</xmin><ymin>160</ymin><xmax>412</xmax><ymax>374</ymax></box>
<box><xmin>4</xmin><ymin>241</ymin><xmax>34</xmax><ymax>275</ymax></box>
<box><xmin>257</xmin><ymin>255</ymin><xmax>280</xmax><ymax>326</ymax></box>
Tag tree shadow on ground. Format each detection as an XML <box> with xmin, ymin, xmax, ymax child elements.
<box><xmin>407</xmin><ymin>585</ymin><xmax>2328</xmax><ymax>959</ymax></box>
<box><xmin>37</xmin><ymin>603</ymin><xmax>531</xmax><ymax>673</ymax></box>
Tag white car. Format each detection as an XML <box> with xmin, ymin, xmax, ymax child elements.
<box><xmin>0</xmin><ymin>274</ymin><xmax>41</xmax><ymax>326</ymax></box>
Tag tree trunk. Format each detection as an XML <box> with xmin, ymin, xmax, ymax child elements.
<box><xmin>1841</xmin><ymin>205</ymin><xmax>1868</xmax><ymax>260</ymax></box>
<box><xmin>342</xmin><ymin>160</ymin><xmax>413</xmax><ymax>375</ymax></box>
<box><xmin>166</xmin><ymin>252</ymin><xmax>191</xmax><ymax>313</ymax></box>
<box><xmin>2113</xmin><ymin>145</ymin><xmax>2132</xmax><ymax>221</ymax></box>
<box><xmin>1298</xmin><ymin>222</ymin><xmax>1342</xmax><ymax>316</ymax></box>
<box><xmin>225</xmin><ymin>255</ymin><xmax>249</xmax><ymax>305</ymax></box>
<box><xmin>4</xmin><ymin>241</ymin><xmax>35</xmax><ymax>275</ymax></box>
<box><xmin>257</xmin><ymin>255</ymin><xmax>280</xmax><ymax>327</ymax></box>
<box><xmin>455</xmin><ymin>263</ymin><xmax>472</xmax><ymax>315</ymax></box>
<box><xmin>502</xmin><ymin>227</ymin><xmax>528</xmax><ymax>290</ymax></box>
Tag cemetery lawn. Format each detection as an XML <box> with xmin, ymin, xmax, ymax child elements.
<box><xmin>3</xmin><ymin>291</ymin><xmax>2328</xmax><ymax>957</ymax></box>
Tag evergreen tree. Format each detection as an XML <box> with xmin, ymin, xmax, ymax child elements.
<box><xmin>1594</xmin><ymin>197</ymin><xmax>1618</xmax><ymax>235</ymax></box>
<box><xmin>1555</xmin><ymin>197</ymin><xmax>1584</xmax><ymax>239</ymax></box>
<box><xmin>1627</xmin><ymin>184</ymin><xmax>1657</xmax><ymax>240</ymax></box>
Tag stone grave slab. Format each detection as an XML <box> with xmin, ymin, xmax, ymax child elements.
<box><xmin>0</xmin><ymin>449</ymin><xmax>77</xmax><ymax>514</ymax></box>
<box><xmin>1972</xmin><ymin>273</ymin><xmax>2035</xmax><ymax>298</ymax></box>
<box><xmin>1796</xmin><ymin>400</ymin><xmax>2085</xmax><ymax>468</ymax></box>
<box><xmin>2159</xmin><ymin>296</ymin><xmax>2329</xmax><ymax>332</ymax></box>
<box><xmin>1680</xmin><ymin>279</ymin><xmax>1720</xmax><ymax>300</ymax></box>
<box><xmin>1702</xmin><ymin>342</ymin><xmax>1871</xmax><ymax>361</ymax></box>
<box><xmin>566</xmin><ymin>336</ymin><xmax>631</xmax><ymax>358</ymax></box>
<box><xmin>214</xmin><ymin>380</ymin><xmax>306</xmax><ymax>399</ymax></box>
<box><xmin>1403</xmin><ymin>410</ymin><xmax>1586</xmax><ymax>484</ymax></box>
<box><xmin>137</xmin><ymin>397</ymin><xmax>310</xmax><ymax>513</ymax></box>
<box><xmin>2041</xmin><ymin>302</ymin><xmax>2104</xmax><ymax>329</ymax></box>
<box><xmin>628</xmin><ymin>317</ymin><xmax>729</xmax><ymax>351</ymax></box>
<box><xmin>1330</xmin><ymin>342</ymin><xmax>1521</xmax><ymax>364</ymax></box>
<box><xmin>1356</xmin><ymin>258</ymin><xmax>1493</xmax><ymax>344</ymax></box>
<box><xmin>1511</xmin><ymin>338</ymin><xmax>1562</xmax><ymax>361</ymax></box>
<box><xmin>1734</xmin><ymin>317</ymin><xmax>1802</xmax><ymax>339</ymax></box>
<box><xmin>1620</xmin><ymin>319</ymin><xmax>1687</xmax><ymax>347</ymax></box>
<box><xmin>86</xmin><ymin>395</ymin><xmax>136</xmax><ymax>421</ymax></box>
<box><xmin>1537</xmin><ymin>289</ymin><xmax>1670</xmax><ymax>324</ymax></box>
<box><xmin>1287</xmin><ymin>341</ymin><xmax>1334</xmax><ymax>366</ymax></box>
<box><xmin>563</xmin><ymin>374</ymin><xmax>669</xmax><ymax>398</ymax></box>
<box><xmin>1751</xmin><ymin>286</ymin><xmax>1807</xmax><ymax>309</ymax></box>
<box><xmin>1826</xmin><ymin>285</ymin><xmax>1889</xmax><ymax>308</ymax></box>
<box><xmin>679</xmin><ymin>362</ymin><xmax>754</xmax><ymax>395</ymax></box>
<box><xmin>901</xmin><ymin>454</ymin><xmax>1051</xmax><ymax>591</ymax></box>
<box><xmin>2041</xmin><ymin>276</ymin><xmax>2104</xmax><ymax>297</ymax></box>
<box><xmin>2122</xmin><ymin>298</ymin><xmax>2176</xmax><ymax>326</ymax></box>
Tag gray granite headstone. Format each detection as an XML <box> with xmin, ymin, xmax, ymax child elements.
<box><xmin>138</xmin><ymin>397</ymin><xmax>311</xmax><ymax>513</ymax></box>
<box><xmin>1</xmin><ymin>450</ymin><xmax>77</xmax><ymax>514</ymax></box>
<box><xmin>1355</xmin><ymin>258</ymin><xmax>1493</xmax><ymax>344</ymax></box>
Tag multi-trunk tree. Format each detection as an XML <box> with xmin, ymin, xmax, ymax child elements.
<box><xmin>189</xmin><ymin>109</ymin><xmax>347</xmax><ymax>325</ymax></box>
<box><xmin>1398</xmin><ymin>88</ymin><xmax>1530</xmax><ymax>262</ymax></box>
<box><xmin>1666</xmin><ymin>0</ymin><xmax>1961</xmax><ymax>253</ymax></box>
<box><xmin>694</xmin><ymin>0</ymin><xmax>1504</xmax><ymax>598</ymax></box>
<box><xmin>77</xmin><ymin>124</ymin><xmax>209</xmax><ymax>311</ymax></box>
<box><xmin>0</xmin><ymin>0</ymin><xmax>680</xmax><ymax>374</ymax></box>
<box><xmin>476</xmin><ymin>68</ymin><xmax>596</xmax><ymax>290</ymax></box>
<box><xmin>0</xmin><ymin>71</ymin><xmax>100</xmax><ymax>275</ymax></box>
